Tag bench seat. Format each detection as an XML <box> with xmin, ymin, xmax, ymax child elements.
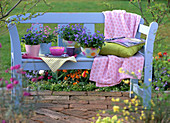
<box><xmin>22</xmin><ymin>53</ymin><xmax>94</xmax><ymax>70</ymax></box>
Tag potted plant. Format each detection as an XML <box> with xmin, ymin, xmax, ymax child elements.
<box><xmin>38</xmin><ymin>25</ymin><xmax>57</xmax><ymax>54</ymax></box>
<box><xmin>21</xmin><ymin>28</ymin><xmax>40</xmax><ymax>57</ymax></box>
<box><xmin>56</xmin><ymin>24</ymin><xmax>84</xmax><ymax>55</ymax></box>
<box><xmin>78</xmin><ymin>30</ymin><xmax>105</xmax><ymax>58</ymax></box>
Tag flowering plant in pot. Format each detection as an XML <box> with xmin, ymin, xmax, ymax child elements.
<box><xmin>77</xmin><ymin>30</ymin><xmax>105</xmax><ymax>58</ymax></box>
<box><xmin>38</xmin><ymin>25</ymin><xmax>58</xmax><ymax>54</ymax></box>
<box><xmin>56</xmin><ymin>24</ymin><xmax>84</xmax><ymax>55</ymax></box>
<box><xmin>21</xmin><ymin>28</ymin><xmax>40</xmax><ymax>57</ymax></box>
<box><xmin>57</xmin><ymin>24</ymin><xmax>85</xmax><ymax>45</ymax></box>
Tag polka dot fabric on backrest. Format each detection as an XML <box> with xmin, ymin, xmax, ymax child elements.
<box><xmin>103</xmin><ymin>10</ymin><xmax>141</xmax><ymax>39</ymax></box>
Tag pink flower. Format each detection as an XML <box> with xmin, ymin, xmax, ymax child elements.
<box><xmin>5</xmin><ymin>69</ymin><xmax>9</xmax><ymax>73</ymax></box>
<box><xmin>2</xmin><ymin>120</ymin><xmax>6</xmax><ymax>123</ymax></box>
<box><xmin>10</xmin><ymin>78</ymin><xmax>15</xmax><ymax>82</ymax></box>
<box><xmin>10</xmin><ymin>66</ymin><xmax>15</xmax><ymax>70</ymax></box>
<box><xmin>48</xmin><ymin>76</ymin><xmax>52</xmax><ymax>80</ymax></box>
<box><xmin>38</xmin><ymin>76</ymin><xmax>44</xmax><ymax>80</ymax></box>
<box><xmin>13</xmin><ymin>80</ymin><xmax>19</xmax><ymax>85</ymax></box>
<box><xmin>21</xmin><ymin>71</ymin><xmax>26</xmax><ymax>74</ymax></box>
<box><xmin>14</xmin><ymin>64</ymin><xmax>21</xmax><ymax>69</ymax></box>
<box><xmin>6</xmin><ymin>84</ymin><xmax>13</xmax><ymax>90</ymax></box>
<box><xmin>0</xmin><ymin>78</ymin><xmax>3</xmax><ymax>81</ymax></box>
<box><xmin>0</xmin><ymin>43</ymin><xmax>2</xmax><ymax>48</ymax></box>
<box><xmin>23</xmin><ymin>91</ymin><xmax>31</xmax><ymax>96</ymax></box>
<box><xmin>31</xmin><ymin>78</ymin><xmax>37</xmax><ymax>82</ymax></box>
<box><xmin>5</xmin><ymin>80</ymin><xmax>8</xmax><ymax>84</ymax></box>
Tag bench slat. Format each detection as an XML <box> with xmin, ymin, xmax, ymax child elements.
<box><xmin>10</xmin><ymin>13</ymin><xmax>105</xmax><ymax>24</ymax></box>
<box><xmin>138</xmin><ymin>24</ymin><xmax>149</xmax><ymax>35</ymax></box>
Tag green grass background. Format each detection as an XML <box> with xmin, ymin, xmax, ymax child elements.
<box><xmin>0</xmin><ymin>0</ymin><xmax>169</xmax><ymax>80</ymax></box>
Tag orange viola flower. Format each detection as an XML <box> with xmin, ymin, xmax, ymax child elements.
<box><xmin>76</xmin><ymin>80</ymin><xmax>79</xmax><ymax>83</ymax></box>
<box><xmin>76</xmin><ymin>75</ymin><xmax>80</xmax><ymax>79</ymax></box>
<box><xmin>73</xmin><ymin>82</ymin><xmax>77</xmax><ymax>85</ymax></box>
<box><xmin>64</xmin><ymin>77</ymin><xmax>67</xmax><ymax>80</ymax></box>
<box><xmin>158</xmin><ymin>52</ymin><xmax>162</xmax><ymax>57</ymax></box>
<box><xmin>63</xmin><ymin>70</ymin><xmax>67</xmax><ymax>72</ymax></box>
<box><xmin>155</xmin><ymin>56</ymin><xmax>158</xmax><ymax>60</ymax></box>
<box><xmin>67</xmin><ymin>74</ymin><xmax>70</xmax><ymax>77</ymax></box>
<box><xmin>73</xmin><ymin>74</ymin><xmax>76</xmax><ymax>78</ymax></box>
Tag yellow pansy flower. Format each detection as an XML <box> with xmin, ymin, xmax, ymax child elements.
<box><xmin>126</xmin><ymin>111</ymin><xmax>130</xmax><ymax>115</ymax></box>
<box><xmin>111</xmin><ymin>98</ymin><xmax>115</xmax><ymax>102</ymax></box>
<box><xmin>115</xmin><ymin>98</ymin><xmax>120</xmax><ymax>102</ymax></box>
<box><xmin>96</xmin><ymin>113</ymin><xmax>100</xmax><ymax>116</ymax></box>
<box><xmin>124</xmin><ymin>80</ymin><xmax>130</xmax><ymax>84</ymax></box>
<box><xmin>111</xmin><ymin>115</ymin><xmax>117</xmax><ymax>121</ymax></box>
<box><xmin>125</xmin><ymin>116</ymin><xmax>128</xmax><ymax>121</ymax></box>
<box><xmin>140</xmin><ymin>116</ymin><xmax>142</xmax><ymax>120</ymax></box>
<box><xmin>124</xmin><ymin>99</ymin><xmax>129</xmax><ymax>104</ymax></box>
<box><xmin>113</xmin><ymin>106</ymin><xmax>119</xmax><ymax>112</ymax></box>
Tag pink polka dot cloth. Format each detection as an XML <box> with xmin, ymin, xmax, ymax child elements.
<box><xmin>103</xmin><ymin>10</ymin><xmax>141</xmax><ymax>39</ymax></box>
<box><xmin>89</xmin><ymin>10</ymin><xmax>144</xmax><ymax>87</ymax></box>
<box><xmin>90</xmin><ymin>54</ymin><xmax>144</xmax><ymax>87</ymax></box>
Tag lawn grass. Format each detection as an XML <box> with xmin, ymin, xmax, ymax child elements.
<box><xmin>0</xmin><ymin>0</ymin><xmax>169</xmax><ymax>80</ymax></box>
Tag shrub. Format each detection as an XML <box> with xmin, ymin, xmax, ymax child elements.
<box><xmin>153</xmin><ymin>52</ymin><xmax>170</xmax><ymax>91</ymax></box>
<box><xmin>0</xmin><ymin>65</ymin><xmax>41</xmax><ymax>122</ymax></box>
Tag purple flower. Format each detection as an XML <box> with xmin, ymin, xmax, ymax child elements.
<box><xmin>155</xmin><ymin>87</ymin><xmax>159</xmax><ymax>91</ymax></box>
<box><xmin>0</xmin><ymin>43</ymin><xmax>2</xmax><ymax>48</ymax></box>
<box><xmin>163</xmin><ymin>82</ymin><xmax>167</xmax><ymax>87</ymax></box>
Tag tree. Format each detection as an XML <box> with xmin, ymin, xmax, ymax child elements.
<box><xmin>130</xmin><ymin>0</ymin><xmax>170</xmax><ymax>25</ymax></box>
<box><xmin>0</xmin><ymin>0</ymin><xmax>51</xmax><ymax>33</ymax></box>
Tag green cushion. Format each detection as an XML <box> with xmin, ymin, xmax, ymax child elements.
<box><xmin>99</xmin><ymin>42</ymin><xmax>144</xmax><ymax>57</ymax></box>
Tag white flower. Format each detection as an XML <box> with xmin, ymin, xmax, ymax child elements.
<box><xmin>39</xmin><ymin>70</ymin><xmax>44</xmax><ymax>75</ymax></box>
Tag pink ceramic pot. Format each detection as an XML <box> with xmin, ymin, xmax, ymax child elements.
<box><xmin>25</xmin><ymin>45</ymin><xmax>40</xmax><ymax>57</ymax></box>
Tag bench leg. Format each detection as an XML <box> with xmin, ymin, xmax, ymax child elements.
<box><xmin>129</xmin><ymin>79</ymin><xmax>138</xmax><ymax>98</ymax></box>
<box><xmin>143</xmin><ymin>74</ymin><xmax>152</xmax><ymax>108</ymax></box>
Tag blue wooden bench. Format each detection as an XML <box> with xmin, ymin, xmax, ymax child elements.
<box><xmin>7</xmin><ymin>12</ymin><xmax>158</xmax><ymax>107</ymax></box>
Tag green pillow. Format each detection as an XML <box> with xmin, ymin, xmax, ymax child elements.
<box><xmin>99</xmin><ymin>42</ymin><xmax>144</xmax><ymax>57</ymax></box>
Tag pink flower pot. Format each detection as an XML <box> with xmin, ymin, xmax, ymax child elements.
<box><xmin>25</xmin><ymin>45</ymin><xmax>40</xmax><ymax>57</ymax></box>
